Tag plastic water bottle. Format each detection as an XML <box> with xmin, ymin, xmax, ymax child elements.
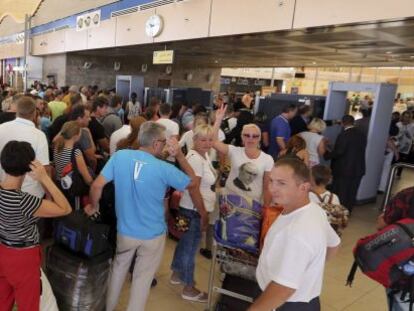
<box><xmin>402</xmin><ymin>261</ymin><xmax>414</xmax><ymax>276</ymax></box>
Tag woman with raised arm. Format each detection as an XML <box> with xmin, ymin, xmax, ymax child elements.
<box><xmin>212</xmin><ymin>105</ymin><xmax>274</xmax><ymax>206</ymax></box>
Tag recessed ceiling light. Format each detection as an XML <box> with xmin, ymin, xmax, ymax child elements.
<box><xmin>214</xmin><ymin>60</ymin><xmax>219</xmax><ymax>63</ymax></box>
<box><xmin>312</xmin><ymin>61</ymin><xmax>317</xmax><ymax>65</ymax></box>
<box><xmin>386</xmin><ymin>51</ymin><xmax>392</xmax><ymax>54</ymax></box>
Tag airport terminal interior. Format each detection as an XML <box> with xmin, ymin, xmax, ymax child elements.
<box><xmin>1</xmin><ymin>0</ymin><xmax>414</xmax><ymax>310</ymax></box>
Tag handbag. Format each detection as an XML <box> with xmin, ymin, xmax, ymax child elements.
<box><xmin>60</xmin><ymin>146</ymin><xmax>90</xmax><ymax>197</ymax></box>
<box><xmin>174</xmin><ymin>213</ymin><xmax>190</xmax><ymax>232</ymax></box>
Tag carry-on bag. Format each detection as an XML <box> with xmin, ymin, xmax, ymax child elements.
<box><xmin>54</xmin><ymin>210</ymin><xmax>110</xmax><ymax>258</ymax></box>
<box><xmin>346</xmin><ymin>218</ymin><xmax>414</xmax><ymax>310</ymax></box>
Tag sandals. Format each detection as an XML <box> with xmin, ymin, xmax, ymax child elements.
<box><xmin>182</xmin><ymin>291</ymin><xmax>208</xmax><ymax>303</ymax></box>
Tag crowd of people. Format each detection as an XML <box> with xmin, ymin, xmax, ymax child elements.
<box><xmin>0</xmin><ymin>81</ymin><xmax>408</xmax><ymax>311</ymax></box>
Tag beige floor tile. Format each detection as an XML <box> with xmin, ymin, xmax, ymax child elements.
<box><xmin>342</xmin><ymin>285</ymin><xmax>388</xmax><ymax>311</ymax></box>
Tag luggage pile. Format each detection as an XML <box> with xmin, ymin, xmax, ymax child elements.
<box><xmin>46</xmin><ymin>207</ymin><xmax>113</xmax><ymax>310</ymax></box>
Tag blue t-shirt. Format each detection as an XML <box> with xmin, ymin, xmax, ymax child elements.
<box><xmin>269</xmin><ymin>115</ymin><xmax>291</xmax><ymax>158</ymax></box>
<box><xmin>101</xmin><ymin>149</ymin><xmax>191</xmax><ymax>240</ymax></box>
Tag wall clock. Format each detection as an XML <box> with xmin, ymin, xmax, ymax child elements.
<box><xmin>145</xmin><ymin>15</ymin><xmax>163</xmax><ymax>38</ymax></box>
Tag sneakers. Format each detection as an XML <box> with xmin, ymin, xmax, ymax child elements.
<box><xmin>199</xmin><ymin>248</ymin><xmax>212</xmax><ymax>259</ymax></box>
<box><xmin>170</xmin><ymin>273</ymin><xmax>183</xmax><ymax>285</ymax></box>
<box><xmin>181</xmin><ymin>291</ymin><xmax>208</xmax><ymax>303</ymax></box>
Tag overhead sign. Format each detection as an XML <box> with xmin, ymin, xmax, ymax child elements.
<box><xmin>153</xmin><ymin>50</ymin><xmax>174</xmax><ymax>64</ymax></box>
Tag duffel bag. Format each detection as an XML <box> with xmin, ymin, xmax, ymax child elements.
<box><xmin>54</xmin><ymin>211</ymin><xmax>110</xmax><ymax>258</ymax></box>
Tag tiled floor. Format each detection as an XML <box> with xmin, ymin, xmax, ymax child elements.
<box><xmin>115</xmin><ymin>170</ymin><xmax>414</xmax><ymax>311</ymax></box>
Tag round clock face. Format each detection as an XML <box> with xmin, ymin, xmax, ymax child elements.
<box><xmin>145</xmin><ymin>15</ymin><xmax>163</xmax><ymax>38</ymax></box>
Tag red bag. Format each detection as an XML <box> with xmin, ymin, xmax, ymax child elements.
<box><xmin>347</xmin><ymin>218</ymin><xmax>414</xmax><ymax>290</ymax></box>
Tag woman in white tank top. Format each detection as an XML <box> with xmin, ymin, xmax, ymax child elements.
<box><xmin>299</xmin><ymin>118</ymin><xmax>327</xmax><ymax>167</ymax></box>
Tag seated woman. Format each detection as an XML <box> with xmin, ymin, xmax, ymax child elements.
<box><xmin>170</xmin><ymin>124</ymin><xmax>216</xmax><ymax>303</ymax></box>
<box><xmin>279</xmin><ymin>135</ymin><xmax>310</xmax><ymax>167</ymax></box>
<box><xmin>53</xmin><ymin>121</ymin><xmax>94</xmax><ymax>209</ymax></box>
<box><xmin>0</xmin><ymin>141</ymin><xmax>71</xmax><ymax>311</ymax></box>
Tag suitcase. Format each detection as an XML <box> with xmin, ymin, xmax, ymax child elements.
<box><xmin>45</xmin><ymin>245</ymin><xmax>112</xmax><ymax>311</ymax></box>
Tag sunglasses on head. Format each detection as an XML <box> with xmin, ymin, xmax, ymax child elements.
<box><xmin>243</xmin><ymin>134</ymin><xmax>260</xmax><ymax>139</ymax></box>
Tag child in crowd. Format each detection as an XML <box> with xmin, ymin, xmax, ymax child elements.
<box><xmin>309</xmin><ymin>164</ymin><xmax>340</xmax><ymax>205</ymax></box>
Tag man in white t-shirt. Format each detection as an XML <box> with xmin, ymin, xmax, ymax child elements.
<box><xmin>249</xmin><ymin>157</ymin><xmax>340</xmax><ymax>311</ymax></box>
<box><xmin>157</xmin><ymin>104</ymin><xmax>179</xmax><ymax>140</ymax></box>
<box><xmin>0</xmin><ymin>96</ymin><xmax>50</xmax><ymax>198</ymax></box>
<box><xmin>157</xmin><ymin>104</ymin><xmax>180</xmax><ymax>162</ymax></box>
<box><xmin>109</xmin><ymin>124</ymin><xmax>131</xmax><ymax>155</ymax></box>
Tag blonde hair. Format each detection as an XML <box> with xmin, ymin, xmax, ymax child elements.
<box><xmin>241</xmin><ymin>123</ymin><xmax>262</xmax><ymax>136</ymax></box>
<box><xmin>55</xmin><ymin>121</ymin><xmax>81</xmax><ymax>153</ymax></box>
<box><xmin>308</xmin><ymin>118</ymin><xmax>326</xmax><ymax>133</ymax></box>
<box><xmin>193</xmin><ymin>124</ymin><xmax>213</xmax><ymax>140</ymax></box>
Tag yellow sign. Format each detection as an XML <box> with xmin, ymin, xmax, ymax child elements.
<box><xmin>153</xmin><ymin>50</ymin><xmax>174</xmax><ymax>64</ymax></box>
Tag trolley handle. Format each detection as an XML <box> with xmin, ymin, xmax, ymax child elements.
<box><xmin>382</xmin><ymin>163</ymin><xmax>414</xmax><ymax>211</ymax></box>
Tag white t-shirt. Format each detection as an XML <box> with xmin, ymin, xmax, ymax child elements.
<box><xmin>309</xmin><ymin>190</ymin><xmax>340</xmax><ymax>205</ymax></box>
<box><xmin>299</xmin><ymin>131</ymin><xmax>323</xmax><ymax>166</ymax></box>
<box><xmin>157</xmin><ymin>118</ymin><xmax>180</xmax><ymax>162</ymax></box>
<box><xmin>256</xmin><ymin>202</ymin><xmax>340</xmax><ymax>302</ymax></box>
<box><xmin>109</xmin><ymin>125</ymin><xmax>130</xmax><ymax>155</ymax></box>
<box><xmin>0</xmin><ymin>118</ymin><xmax>50</xmax><ymax>198</ymax></box>
<box><xmin>179</xmin><ymin>150</ymin><xmax>217</xmax><ymax>212</ymax></box>
<box><xmin>157</xmin><ymin>118</ymin><xmax>179</xmax><ymax>138</ymax></box>
<box><xmin>228</xmin><ymin>117</ymin><xmax>237</xmax><ymax>131</ymax></box>
<box><xmin>127</xmin><ymin>101</ymin><xmax>141</xmax><ymax>120</ymax></box>
<box><xmin>225</xmin><ymin>145</ymin><xmax>274</xmax><ymax>202</ymax></box>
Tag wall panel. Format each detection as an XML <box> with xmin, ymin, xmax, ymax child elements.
<box><xmin>294</xmin><ymin>0</ymin><xmax>414</xmax><ymax>28</ymax></box>
<box><xmin>116</xmin><ymin>10</ymin><xmax>154</xmax><ymax>47</ymax></box>
<box><xmin>210</xmin><ymin>0</ymin><xmax>295</xmax><ymax>37</ymax></box>
<box><xmin>154</xmin><ymin>0</ymin><xmax>211</xmax><ymax>42</ymax></box>
<box><xmin>87</xmin><ymin>19</ymin><xmax>116</xmax><ymax>49</ymax></box>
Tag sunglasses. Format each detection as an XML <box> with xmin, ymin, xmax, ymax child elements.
<box><xmin>243</xmin><ymin>134</ymin><xmax>260</xmax><ymax>139</ymax></box>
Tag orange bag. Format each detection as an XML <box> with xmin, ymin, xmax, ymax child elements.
<box><xmin>260</xmin><ymin>205</ymin><xmax>284</xmax><ymax>250</ymax></box>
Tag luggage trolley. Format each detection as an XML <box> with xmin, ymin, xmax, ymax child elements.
<box><xmin>206</xmin><ymin>240</ymin><xmax>259</xmax><ymax>310</ymax></box>
<box><xmin>206</xmin><ymin>190</ymin><xmax>264</xmax><ymax>310</ymax></box>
